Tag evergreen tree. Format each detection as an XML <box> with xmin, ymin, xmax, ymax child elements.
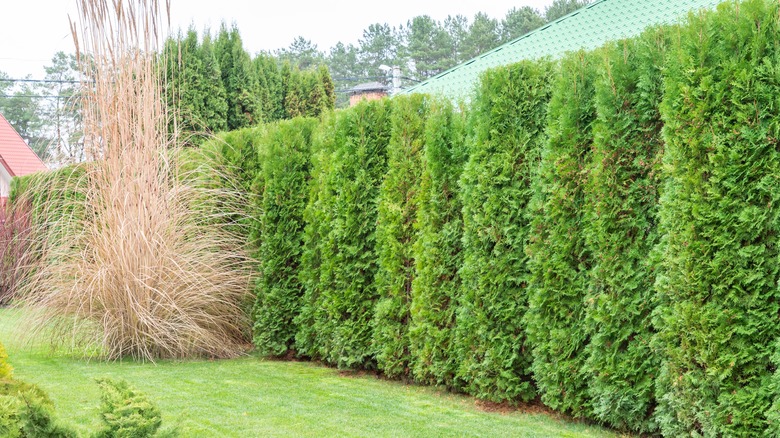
<box><xmin>460</xmin><ymin>13</ymin><xmax>501</xmax><ymax>61</ymax></box>
<box><xmin>404</xmin><ymin>16</ymin><xmax>456</xmax><ymax>80</ymax></box>
<box><xmin>372</xmin><ymin>94</ymin><xmax>428</xmax><ymax>379</ymax></box>
<box><xmin>277</xmin><ymin>36</ymin><xmax>325</xmax><ymax>71</ymax></box>
<box><xmin>526</xmin><ymin>50</ymin><xmax>597</xmax><ymax>418</ymax></box>
<box><xmin>456</xmin><ymin>60</ymin><xmax>553</xmax><ymax>403</ymax></box>
<box><xmin>254</xmin><ymin>53</ymin><xmax>284</xmax><ymax>122</ymax></box>
<box><xmin>297</xmin><ymin>100</ymin><xmax>392</xmax><ymax>369</ymax></box>
<box><xmin>408</xmin><ymin>98</ymin><xmax>467</xmax><ymax>388</ymax></box>
<box><xmin>199</xmin><ymin>32</ymin><xmax>228</xmax><ymax>133</ymax></box>
<box><xmin>654</xmin><ymin>1</ymin><xmax>780</xmax><ymax>435</ymax></box>
<box><xmin>215</xmin><ymin>24</ymin><xmax>261</xmax><ymax>130</ymax></box>
<box><xmin>544</xmin><ymin>0</ymin><xmax>592</xmax><ymax>22</ymax></box>
<box><xmin>583</xmin><ymin>29</ymin><xmax>668</xmax><ymax>433</ymax></box>
<box><xmin>501</xmin><ymin>7</ymin><xmax>545</xmax><ymax>42</ymax></box>
<box><xmin>252</xmin><ymin>118</ymin><xmax>317</xmax><ymax>356</ymax></box>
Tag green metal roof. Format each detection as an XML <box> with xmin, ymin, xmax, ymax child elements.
<box><xmin>404</xmin><ymin>0</ymin><xmax>724</xmax><ymax>101</ymax></box>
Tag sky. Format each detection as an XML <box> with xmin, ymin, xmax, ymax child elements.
<box><xmin>0</xmin><ymin>0</ymin><xmax>556</xmax><ymax>79</ymax></box>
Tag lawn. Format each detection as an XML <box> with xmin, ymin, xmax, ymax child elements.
<box><xmin>0</xmin><ymin>309</ymin><xmax>617</xmax><ymax>437</ymax></box>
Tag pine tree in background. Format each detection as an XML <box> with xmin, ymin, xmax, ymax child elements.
<box><xmin>525</xmin><ymin>51</ymin><xmax>597</xmax><ymax>417</ymax></box>
<box><xmin>372</xmin><ymin>94</ymin><xmax>428</xmax><ymax>379</ymax></box>
<box><xmin>408</xmin><ymin>98</ymin><xmax>468</xmax><ymax>388</ymax></box>
<box><xmin>654</xmin><ymin>1</ymin><xmax>780</xmax><ymax>435</ymax></box>
<box><xmin>582</xmin><ymin>28</ymin><xmax>668</xmax><ymax>433</ymax></box>
<box><xmin>215</xmin><ymin>24</ymin><xmax>261</xmax><ymax>130</ymax></box>
<box><xmin>455</xmin><ymin>60</ymin><xmax>553</xmax><ymax>403</ymax></box>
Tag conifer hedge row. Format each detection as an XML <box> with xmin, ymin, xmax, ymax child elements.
<box><xmin>11</xmin><ymin>1</ymin><xmax>780</xmax><ymax>435</ymax></box>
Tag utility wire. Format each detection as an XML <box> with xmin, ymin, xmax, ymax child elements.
<box><xmin>0</xmin><ymin>78</ymin><xmax>82</xmax><ymax>84</ymax></box>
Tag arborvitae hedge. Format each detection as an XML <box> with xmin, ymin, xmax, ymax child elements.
<box><xmin>654</xmin><ymin>1</ymin><xmax>780</xmax><ymax>435</ymax></box>
<box><xmin>252</xmin><ymin>118</ymin><xmax>317</xmax><ymax>356</ymax></box>
<box><xmin>455</xmin><ymin>60</ymin><xmax>553</xmax><ymax>403</ymax></box>
<box><xmin>295</xmin><ymin>113</ymin><xmax>337</xmax><ymax>359</ymax></box>
<box><xmin>372</xmin><ymin>94</ymin><xmax>428</xmax><ymax>379</ymax></box>
<box><xmin>408</xmin><ymin>98</ymin><xmax>467</xmax><ymax>388</ymax></box>
<box><xmin>296</xmin><ymin>100</ymin><xmax>392</xmax><ymax>368</ymax></box>
<box><xmin>525</xmin><ymin>51</ymin><xmax>596</xmax><ymax>417</ymax></box>
<box><xmin>582</xmin><ymin>29</ymin><xmax>667</xmax><ymax>433</ymax></box>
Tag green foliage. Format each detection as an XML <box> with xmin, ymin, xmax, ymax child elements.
<box><xmin>0</xmin><ymin>370</ymin><xmax>76</xmax><ymax>437</ymax></box>
<box><xmin>455</xmin><ymin>60</ymin><xmax>553</xmax><ymax>403</ymax></box>
<box><xmin>526</xmin><ymin>51</ymin><xmax>597</xmax><ymax>417</ymax></box>
<box><xmin>252</xmin><ymin>118</ymin><xmax>317</xmax><ymax>356</ymax></box>
<box><xmin>582</xmin><ymin>29</ymin><xmax>668</xmax><ymax>433</ymax></box>
<box><xmin>372</xmin><ymin>94</ymin><xmax>428</xmax><ymax>379</ymax></box>
<box><xmin>93</xmin><ymin>378</ymin><xmax>164</xmax><ymax>438</ymax></box>
<box><xmin>0</xmin><ymin>343</ymin><xmax>12</xmax><ymax>379</ymax></box>
<box><xmin>214</xmin><ymin>24</ymin><xmax>262</xmax><ymax>130</ymax></box>
<box><xmin>653</xmin><ymin>1</ymin><xmax>780</xmax><ymax>435</ymax></box>
<box><xmin>296</xmin><ymin>100</ymin><xmax>392</xmax><ymax>368</ymax></box>
<box><xmin>295</xmin><ymin>113</ymin><xmax>338</xmax><ymax>359</ymax></box>
<box><xmin>408</xmin><ymin>98</ymin><xmax>468</xmax><ymax>388</ymax></box>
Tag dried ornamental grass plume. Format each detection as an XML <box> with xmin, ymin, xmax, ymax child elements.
<box><xmin>17</xmin><ymin>0</ymin><xmax>253</xmax><ymax>361</ymax></box>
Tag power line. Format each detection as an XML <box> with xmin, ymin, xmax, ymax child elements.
<box><xmin>0</xmin><ymin>78</ymin><xmax>81</xmax><ymax>84</ymax></box>
<box><xmin>0</xmin><ymin>94</ymin><xmax>78</xmax><ymax>99</ymax></box>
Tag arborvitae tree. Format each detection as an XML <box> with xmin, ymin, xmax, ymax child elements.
<box><xmin>252</xmin><ymin>118</ymin><xmax>317</xmax><ymax>356</ymax></box>
<box><xmin>317</xmin><ymin>65</ymin><xmax>336</xmax><ymax>112</ymax></box>
<box><xmin>199</xmin><ymin>33</ymin><xmax>228</xmax><ymax>133</ymax></box>
<box><xmin>455</xmin><ymin>60</ymin><xmax>553</xmax><ymax>403</ymax></box>
<box><xmin>408</xmin><ymin>98</ymin><xmax>468</xmax><ymax>388</ymax></box>
<box><xmin>163</xmin><ymin>29</ymin><xmax>228</xmax><ymax>143</ymax></box>
<box><xmin>654</xmin><ymin>1</ymin><xmax>780</xmax><ymax>435</ymax></box>
<box><xmin>215</xmin><ymin>24</ymin><xmax>261</xmax><ymax>130</ymax></box>
<box><xmin>525</xmin><ymin>51</ymin><xmax>597</xmax><ymax>417</ymax></box>
<box><xmin>254</xmin><ymin>54</ymin><xmax>285</xmax><ymax>122</ymax></box>
<box><xmin>582</xmin><ymin>29</ymin><xmax>668</xmax><ymax>433</ymax></box>
<box><xmin>372</xmin><ymin>94</ymin><xmax>428</xmax><ymax>379</ymax></box>
<box><xmin>297</xmin><ymin>100</ymin><xmax>392</xmax><ymax>369</ymax></box>
<box><xmin>295</xmin><ymin>113</ymin><xmax>337</xmax><ymax>358</ymax></box>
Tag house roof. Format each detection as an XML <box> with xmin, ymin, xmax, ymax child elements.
<box><xmin>0</xmin><ymin>112</ymin><xmax>47</xmax><ymax>177</ymax></box>
<box><xmin>403</xmin><ymin>0</ymin><xmax>724</xmax><ymax>101</ymax></box>
<box><xmin>349</xmin><ymin>82</ymin><xmax>387</xmax><ymax>94</ymax></box>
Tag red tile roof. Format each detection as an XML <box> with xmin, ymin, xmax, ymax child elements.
<box><xmin>0</xmin><ymin>112</ymin><xmax>47</xmax><ymax>177</ymax></box>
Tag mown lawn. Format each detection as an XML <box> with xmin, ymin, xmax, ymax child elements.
<box><xmin>0</xmin><ymin>309</ymin><xmax>617</xmax><ymax>437</ymax></box>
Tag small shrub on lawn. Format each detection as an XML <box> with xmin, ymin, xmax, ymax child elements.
<box><xmin>93</xmin><ymin>378</ymin><xmax>169</xmax><ymax>438</ymax></box>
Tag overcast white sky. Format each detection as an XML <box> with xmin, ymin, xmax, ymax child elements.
<box><xmin>1</xmin><ymin>0</ymin><xmax>556</xmax><ymax>79</ymax></box>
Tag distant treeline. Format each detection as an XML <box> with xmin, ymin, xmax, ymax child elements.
<box><xmin>162</xmin><ymin>26</ymin><xmax>335</xmax><ymax>143</ymax></box>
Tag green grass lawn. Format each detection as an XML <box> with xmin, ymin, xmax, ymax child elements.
<box><xmin>0</xmin><ymin>309</ymin><xmax>617</xmax><ymax>437</ymax></box>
